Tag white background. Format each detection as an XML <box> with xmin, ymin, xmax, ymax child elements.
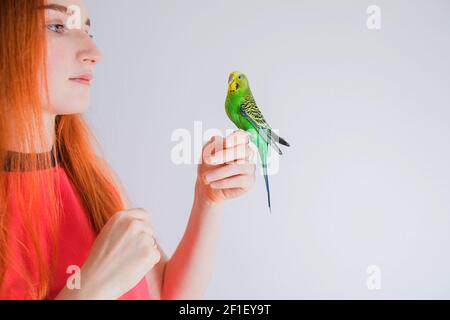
<box><xmin>85</xmin><ymin>0</ymin><xmax>450</xmax><ymax>299</ymax></box>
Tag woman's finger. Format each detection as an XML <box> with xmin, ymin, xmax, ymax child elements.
<box><xmin>202</xmin><ymin>135</ymin><xmax>224</xmax><ymax>164</ymax></box>
<box><xmin>210</xmin><ymin>174</ymin><xmax>253</xmax><ymax>190</ymax></box>
<box><xmin>204</xmin><ymin>162</ymin><xmax>255</xmax><ymax>183</ymax></box>
<box><xmin>115</xmin><ymin>208</ymin><xmax>150</xmax><ymax>224</ymax></box>
<box><xmin>138</xmin><ymin>229</ymin><xmax>156</xmax><ymax>246</ymax></box>
<box><xmin>206</xmin><ymin>143</ymin><xmax>254</xmax><ymax>165</ymax></box>
<box><xmin>235</xmin><ymin>145</ymin><xmax>255</xmax><ymax>164</ymax></box>
<box><xmin>224</xmin><ymin>130</ymin><xmax>249</xmax><ymax>149</ymax></box>
<box><xmin>126</xmin><ymin>217</ymin><xmax>155</xmax><ymax>236</ymax></box>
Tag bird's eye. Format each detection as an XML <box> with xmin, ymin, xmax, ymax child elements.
<box><xmin>238</xmin><ymin>75</ymin><xmax>241</xmax><ymax>80</ymax></box>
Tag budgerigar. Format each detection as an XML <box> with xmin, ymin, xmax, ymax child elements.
<box><xmin>225</xmin><ymin>71</ymin><xmax>290</xmax><ymax>213</ymax></box>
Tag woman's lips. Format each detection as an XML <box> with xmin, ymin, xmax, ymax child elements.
<box><xmin>70</xmin><ymin>79</ymin><xmax>91</xmax><ymax>86</ymax></box>
<box><xmin>69</xmin><ymin>74</ymin><xmax>93</xmax><ymax>86</ymax></box>
<box><xmin>70</xmin><ymin>78</ymin><xmax>91</xmax><ymax>86</ymax></box>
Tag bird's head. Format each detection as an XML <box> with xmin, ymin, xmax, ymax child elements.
<box><xmin>227</xmin><ymin>71</ymin><xmax>249</xmax><ymax>95</ymax></box>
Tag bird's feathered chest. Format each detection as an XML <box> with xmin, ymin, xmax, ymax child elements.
<box><xmin>225</xmin><ymin>91</ymin><xmax>254</xmax><ymax>129</ymax></box>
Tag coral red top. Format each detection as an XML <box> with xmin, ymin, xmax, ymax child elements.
<box><xmin>1</xmin><ymin>150</ymin><xmax>149</xmax><ymax>300</ymax></box>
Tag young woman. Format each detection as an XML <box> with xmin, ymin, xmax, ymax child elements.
<box><xmin>0</xmin><ymin>0</ymin><xmax>256</xmax><ymax>299</ymax></box>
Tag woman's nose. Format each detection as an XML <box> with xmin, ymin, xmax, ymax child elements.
<box><xmin>77</xmin><ymin>39</ymin><xmax>102</xmax><ymax>65</ymax></box>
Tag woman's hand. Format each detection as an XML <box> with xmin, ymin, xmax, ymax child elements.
<box><xmin>196</xmin><ymin>130</ymin><xmax>257</xmax><ymax>206</ymax></box>
<box><xmin>57</xmin><ymin>208</ymin><xmax>160</xmax><ymax>300</ymax></box>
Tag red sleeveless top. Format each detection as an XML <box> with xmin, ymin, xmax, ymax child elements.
<box><xmin>1</xmin><ymin>150</ymin><xmax>149</xmax><ymax>300</ymax></box>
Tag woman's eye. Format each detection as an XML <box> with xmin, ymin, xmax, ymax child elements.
<box><xmin>47</xmin><ymin>23</ymin><xmax>67</xmax><ymax>34</ymax></box>
<box><xmin>47</xmin><ymin>23</ymin><xmax>94</xmax><ymax>39</ymax></box>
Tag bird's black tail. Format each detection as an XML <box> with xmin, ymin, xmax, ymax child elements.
<box><xmin>271</xmin><ymin>131</ymin><xmax>290</xmax><ymax>147</ymax></box>
<box><xmin>262</xmin><ymin>163</ymin><xmax>272</xmax><ymax>214</ymax></box>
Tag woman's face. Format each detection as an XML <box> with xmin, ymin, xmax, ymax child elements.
<box><xmin>43</xmin><ymin>0</ymin><xmax>101</xmax><ymax>115</ymax></box>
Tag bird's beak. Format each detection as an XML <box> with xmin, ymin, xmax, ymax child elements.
<box><xmin>228</xmin><ymin>73</ymin><xmax>235</xmax><ymax>85</ymax></box>
<box><xmin>228</xmin><ymin>80</ymin><xmax>238</xmax><ymax>93</ymax></box>
<box><xmin>228</xmin><ymin>72</ymin><xmax>239</xmax><ymax>93</ymax></box>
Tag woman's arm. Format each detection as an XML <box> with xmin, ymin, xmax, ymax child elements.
<box><xmin>104</xmin><ymin>129</ymin><xmax>255</xmax><ymax>300</ymax></box>
<box><xmin>161</xmin><ymin>184</ymin><xmax>224</xmax><ymax>300</ymax></box>
<box><xmin>101</xmin><ymin>158</ymin><xmax>169</xmax><ymax>300</ymax></box>
<box><xmin>161</xmin><ymin>131</ymin><xmax>255</xmax><ymax>299</ymax></box>
<box><xmin>108</xmin><ymin>165</ymin><xmax>220</xmax><ymax>300</ymax></box>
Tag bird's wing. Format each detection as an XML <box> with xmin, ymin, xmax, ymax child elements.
<box><xmin>240</xmin><ymin>95</ymin><xmax>283</xmax><ymax>156</ymax></box>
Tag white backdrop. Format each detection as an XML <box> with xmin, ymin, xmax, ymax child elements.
<box><xmin>85</xmin><ymin>0</ymin><xmax>450</xmax><ymax>299</ymax></box>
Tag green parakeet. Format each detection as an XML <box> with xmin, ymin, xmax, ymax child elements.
<box><xmin>225</xmin><ymin>71</ymin><xmax>290</xmax><ymax>213</ymax></box>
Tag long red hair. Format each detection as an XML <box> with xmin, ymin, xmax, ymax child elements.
<box><xmin>0</xmin><ymin>0</ymin><xmax>124</xmax><ymax>299</ymax></box>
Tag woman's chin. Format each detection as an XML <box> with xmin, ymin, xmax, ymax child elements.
<box><xmin>54</xmin><ymin>103</ymin><xmax>89</xmax><ymax>115</ymax></box>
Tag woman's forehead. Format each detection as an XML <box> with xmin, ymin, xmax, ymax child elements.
<box><xmin>42</xmin><ymin>1</ymin><xmax>91</xmax><ymax>26</ymax></box>
<box><xmin>43</xmin><ymin>1</ymin><xmax>90</xmax><ymax>18</ymax></box>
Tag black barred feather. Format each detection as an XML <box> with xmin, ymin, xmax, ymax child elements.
<box><xmin>239</xmin><ymin>94</ymin><xmax>290</xmax><ymax>155</ymax></box>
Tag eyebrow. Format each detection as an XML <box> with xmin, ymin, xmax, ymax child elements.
<box><xmin>39</xmin><ymin>4</ymin><xmax>91</xmax><ymax>27</ymax></box>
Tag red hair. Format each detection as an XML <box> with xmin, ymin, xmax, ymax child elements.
<box><xmin>0</xmin><ymin>0</ymin><xmax>124</xmax><ymax>299</ymax></box>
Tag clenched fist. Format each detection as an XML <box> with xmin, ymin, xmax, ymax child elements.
<box><xmin>76</xmin><ymin>208</ymin><xmax>160</xmax><ymax>299</ymax></box>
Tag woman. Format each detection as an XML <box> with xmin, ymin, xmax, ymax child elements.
<box><xmin>0</xmin><ymin>0</ymin><xmax>256</xmax><ymax>299</ymax></box>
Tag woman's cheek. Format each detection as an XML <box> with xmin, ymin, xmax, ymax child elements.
<box><xmin>45</xmin><ymin>40</ymin><xmax>66</xmax><ymax>111</ymax></box>
<box><xmin>45</xmin><ymin>40</ymin><xmax>89</xmax><ymax>114</ymax></box>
